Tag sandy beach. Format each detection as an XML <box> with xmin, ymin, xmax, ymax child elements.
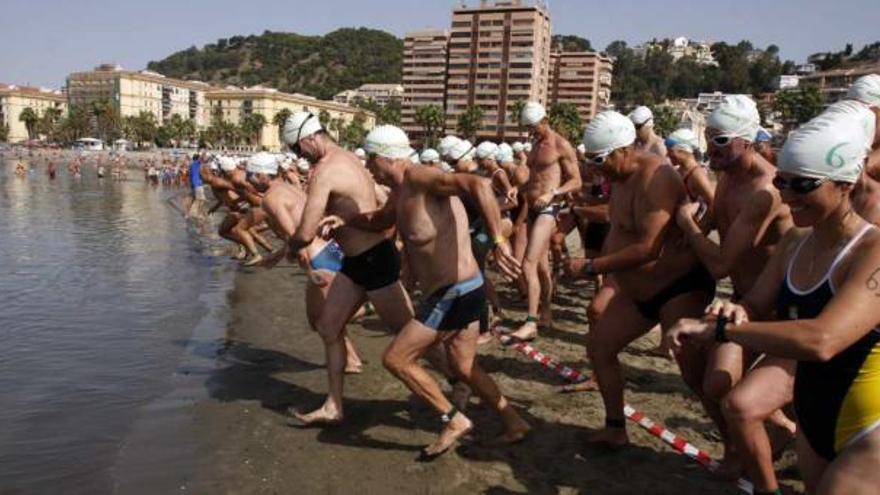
<box><xmin>171</xmin><ymin>261</ymin><xmax>802</xmax><ymax>494</ymax></box>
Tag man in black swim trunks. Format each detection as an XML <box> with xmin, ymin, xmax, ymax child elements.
<box><xmin>283</xmin><ymin>112</ymin><xmax>417</xmax><ymax>426</ymax></box>
<box><xmin>320</xmin><ymin>125</ymin><xmax>529</xmax><ymax>457</ymax></box>
<box><xmin>510</xmin><ymin>102</ymin><xmax>581</xmax><ymax>341</ymax></box>
<box><xmin>565</xmin><ymin>111</ymin><xmax>717</xmax><ymax>449</ymax></box>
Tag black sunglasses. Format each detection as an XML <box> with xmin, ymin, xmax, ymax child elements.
<box><xmin>710</xmin><ymin>135</ymin><xmax>734</xmax><ymax>147</ymax></box>
<box><xmin>772</xmin><ymin>175</ymin><xmax>830</xmax><ymax>194</ymax></box>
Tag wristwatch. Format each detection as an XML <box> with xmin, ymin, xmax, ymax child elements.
<box><xmin>584</xmin><ymin>258</ymin><xmax>597</xmax><ymax>276</ymax></box>
<box><xmin>714</xmin><ymin>315</ymin><xmax>730</xmax><ymax>343</ymax></box>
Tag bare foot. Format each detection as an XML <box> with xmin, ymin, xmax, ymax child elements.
<box><xmin>509</xmin><ymin>321</ymin><xmax>538</xmax><ymax>341</ymax></box>
<box><xmin>289</xmin><ymin>403</ymin><xmax>343</xmax><ymax>426</ymax></box>
<box><xmin>421</xmin><ymin>413</ymin><xmax>473</xmax><ymax>459</ymax></box>
<box><xmin>587</xmin><ymin>427</ymin><xmax>629</xmax><ymax>450</ymax></box>
<box><xmin>451</xmin><ymin>381</ymin><xmax>472</xmax><ymax>412</ymax></box>
<box><xmin>560</xmin><ymin>377</ymin><xmax>598</xmax><ymax>393</ymax></box>
<box><xmin>242</xmin><ymin>254</ymin><xmax>264</xmax><ymax>267</ymax></box>
<box><xmin>231</xmin><ymin>245</ymin><xmax>247</xmax><ymax>260</ymax></box>
<box><xmin>489</xmin><ymin>411</ymin><xmax>531</xmax><ymax>446</ymax></box>
<box><xmin>344</xmin><ymin>362</ymin><xmax>362</xmax><ymax>374</ymax></box>
<box><xmin>476</xmin><ymin>332</ymin><xmax>495</xmax><ymax>346</ymax></box>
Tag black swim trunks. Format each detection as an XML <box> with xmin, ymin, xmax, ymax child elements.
<box><xmin>634</xmin><ymin>265</ymin><xmax>716</xmax><ymax>321</ymax></box>
<box><xmin>528</xmin><ymin>202</ymin><xmax>563</xmax><ymax>224</ymax></box>
<box><xmin>583</xmin><ymin>222</ymin><xmax>611</xmax><ymax>251</ymax></box>
<box><xmin>416</xmin><ymin>274</ymin><xmax>486</xmax><ymax>332</ymax></box>
<box><xmin>340</xmin><ymin>239</ymin><xmax>401</xmax><ymax>292</ymax></box>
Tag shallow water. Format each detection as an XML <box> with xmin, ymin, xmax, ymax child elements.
<box><xmin>0</xmin><ymin>154</ymin><xmax>233</xmax><ymax>493</ymax></box>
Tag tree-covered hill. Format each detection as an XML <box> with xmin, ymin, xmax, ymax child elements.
<box><xmin>147</xmin><ymin>28</ymin><xmax>403</xmax><ymax>99</ymax></box>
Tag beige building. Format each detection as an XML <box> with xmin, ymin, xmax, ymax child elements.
<box><xmin>0</xmin><ymin>84</ymin><xmax>66</xmax><ymax>143</ymax></box>
<box><xmin>549</xmin><ymin>51</ymin><xmax>613</xmax><ymax>125</ymax></box>
<box><xmin>401</xmin><ymin>29</ymin><xmax>451</xmax><ymax>144</ymax></box>
<box><xmin>205</xmin><ymin>86</ymin><xmax>375</xmax><ymax>151</ymax></box>
<box><xmin>445</xmin><ymin>0</ymin><xmax>552</xmax><ymax>141</ymax></box>
<box><xmin>333</xmin><ymin>83</ymin><xmax>404</xmax><ymax>106</ymax></box>
<box><xmin>799</xmin><ymin>63</ymin><xmax>880</xmax><ymax>105</ymax></box>
<box><xmin>66</xmin><ymin>64</ymin><xmax>211</xmax><ymax>128</ymax></box>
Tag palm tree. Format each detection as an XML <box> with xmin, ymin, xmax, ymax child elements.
<box><xmin>39</xmin><ymin>107</ymin><xmax>63</xmax><ymax>140</ymax></box>
<box><xmin>19</xmin><ymin>107</ymin><xmax>39</xmax><ymax>140</ymax></box>
<box><xmin>272</xmin><ymin>108</ymin><xmax>292</xmax><ymax>142</ymax></box>
<box><xmin>548</xmin><ymin>102</ymin><xmax>584</xmax><ymax>145</ymax></box>
<box><xmin>91</xmin><ymin>99</ymin><xmax>120</xmax><ymax>142</ymax></box>
<box><xmin>240</xmin><ymin>113</ymin><xmax>267</xmax><ymax>148</ymax></box>
<box><xmin>414</xmin><ymin>104</ymin><xmax>445</xmax><ymax>148</ymax></box>
<box><xmin>456</xmin><ymin>106</ymin><xmax>484</xmax><ymax>142</ymax></box>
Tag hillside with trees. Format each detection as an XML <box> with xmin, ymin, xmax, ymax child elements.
<box><xmin>147</xmin><ymin>28</ymin><xmax>403</xmax><ymax>100</ymax></box>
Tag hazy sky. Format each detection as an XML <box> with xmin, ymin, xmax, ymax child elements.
<box><xmin>2</xmin><ymin>0</ymin><xmax>876</xmax><ymax>88</ymax></box>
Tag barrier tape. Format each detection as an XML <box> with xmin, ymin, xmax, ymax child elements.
<box><xmin>495</xmin><ymin>331</ymin><xmax>753</xmax><ymax>493</ymax></box>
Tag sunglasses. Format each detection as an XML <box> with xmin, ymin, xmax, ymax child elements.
<box><xmin>588</xmin><ymin>151</ymin><xmax>611</xmax><ymax>166</ymax></box>
<box><xmin>772</xmin><ymin>175</ymin><xmax>830</xmax><ymax>194</ymax></box>
<box><xmin>710</xmin><ymin>135</ymin><xmax>736</xmax><ymax>147</ymax></box>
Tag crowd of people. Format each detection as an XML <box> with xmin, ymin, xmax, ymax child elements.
<box><xmin>190</xmin><ymin>73</ymin><xmax>880</xmax><ymax>494</ymax></box>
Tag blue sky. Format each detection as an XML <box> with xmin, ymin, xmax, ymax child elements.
<box><xmin>1</xmin><ymin>0</ymin><xmax>876</xmax><ymax>88</ymax></box>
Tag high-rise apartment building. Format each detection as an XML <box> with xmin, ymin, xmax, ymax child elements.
<box><xmin>445</xmin><ymin>0</ymin><xmax>552</xmax><ymax>141</ymax></box>
<box><xmin>401</xmin><ymin>29</ymin><xmax>450</xmax><ymax>144</ymax></box>
<box><xmin>549</xmin><ymin>51</ymin><xmax>613</xmax><ymax>125</ymax></box>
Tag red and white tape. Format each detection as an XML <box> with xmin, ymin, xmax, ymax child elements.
<box><xmin>496</xmin><ymin>332</ymin><xmax>753</xmax><ymax>494</ymax></box>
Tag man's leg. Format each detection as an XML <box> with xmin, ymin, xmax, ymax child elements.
<box><xmin>722</xmin><ymin>357</ymin><xmax>795</xmax><ymax>489</ymax></box>
<box><xmin>382</xmin><ymin>320</ymin><xmax>473</xmax><ymax>456</ymax></box>
<box><xmin>511</xmin><ymin>214</ymin><xmax>556</xmax><ymax>340</ymax></box>
<box><xmin>231</xmin><ymin>213</ymin><xmax>262</xmax><ymax>260</ymax></box>
<box><xmin>587</xmin><ymin>292</ymin><xmax>654</xmax><ymax>447</ymax></box>
<box><xmin>219</xmin><ymin>213</ymin><xmax>247</xmax><ymax>259</ymax></box>
<box><xmin>816</xmin><ymin>427</ymin><xmax>880</xmax><ymax>494</ymax></box>
<box><xmin>293</xmin><ymin>275</ymin><xmax>365</xmax><ymax>425</ymax></box>
<box><xmin>512</xmin><ymin>221</ymin><xmax>529</xmax><ymax>297</ymax></box>
<box><xmin>305</xmin><ymin>272</ymin><xmax>365</xmax><ymax>374</ymax></box>
<box><xmin>445</xmin><ymin>323</ymin><xmax>530</xmax><ymax>443</ymax></box>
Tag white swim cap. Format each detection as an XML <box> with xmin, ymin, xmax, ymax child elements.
<box><xmin>583</xmin><ymin>111</ymin><xmax>637</xmax><ymax>155</ymax></box>
<box><xmin>476</xmin><ymin>141</ymin><xmax>499</xmax><ymax>160</ymax></box>
<box><xmin>847</xmin><ymin>74</ymin><xmax>880</xmax><ymax>108</ymax></box>
<box><xmin>283</xmin><ymin>111</ymin><xmax>323</xmax><ymax>145</ymax></box>
<box><xmin>449</xmin><ymin>139</ymin><xmax>476</xmax><ymax>162</ymax></box>
<box><xmin>354</xmin><ymin>148</ymin><xmax>366</xmax><ymax>159</ymax></box>
<box><xmin>706</xmin><ymin>95</ymin><xmax>761</xmax><ymax>142</ymax></box>
<box><xmin>524</xmin><ymin>142</ymin><xmax>532</xmax><ymax>152</ymax></box>
<box><xmin>778</xmin><ymin>110</ymin><xmax>871</xmax><ymax>184</ymax></box>
<box><xmin>218</xmin><ymin>156</ymin><xmax>238</xmax><ymax>172</ymax></box>
<box><xmin>439</xmin><ymin>162</ymin><xmax>455</xmax><ymax>173</ymax></box>
<box><xmin>822</xmin><ymin>100</ymin><xmax>877</xmax><ymax>151</ymax></box>
<box><xmin>628</xmin><ymin>106</ymin><xmax>653</xmax><ymax>126</ymax></box>
<box><xmin>363</xmin><ymin>125</ymin><xmax>414</xmax><ymax>160</ymax></box>
<box><xmin>576</xmin><ymin>143</ymin><xmax>586</xmax><ymax>154</ymax></box>
<box><xmin>208</xmin><ymin>159</ymin><xmax>219</xmax><ymax>171</ymax></box>
<box><xmin>665</xmin><ymin>128</ymin><xmax>700</xmax><ymax>153</ymax></box>
<box><xmin>512</xmin><ymin>141</ymin><xmax>525</xmax><ymax>153</ymax></box>
<box><xmin>496</xmin><ymin>143</ymin><xmax>514</xmax><ymax>163</ymax></box>
<box><xmin>246</xmin><ymin>152</ymin><xmax>279</xmax><ymax>175</ymax></box>
<box><xmin>420</xmin><ymin>148</ymin><xmax>440</xmax><ymax>163</ymax></box>
<box><xmin>296</xmin><ymin>158</ymin><xmax>310</xmax><ymax>173</ymax></box>
<box><xmin>521</xmin><ymin>101</ymin><xmax>547</xmax><ymax>126</ymax></box>
<box><xmin>438</xmin><ymin>135</ymin><xmax>461</xmax><ymax>159</ymax></box>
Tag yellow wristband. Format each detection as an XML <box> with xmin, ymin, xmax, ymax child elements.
<box><xmin>494</xmin><ymin>235</ymin><xmax>508</xmax><ymax>246</ymax></box>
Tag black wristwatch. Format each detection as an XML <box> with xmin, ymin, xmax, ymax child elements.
<box><xmin>714</xmin><ymin>315</ymin><xmax>730</xmax><ymax>343</ymax></box>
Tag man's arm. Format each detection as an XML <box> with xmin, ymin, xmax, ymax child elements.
<box><xmin>573</xmin><ymin>204</ymin><xmax>610</xmax><ymax>223</ymax></box>
<box><xmin>344</xmin><ymin>198</ymin><xmax>398</xmax><ymax>232</ymax></box>
<box><xmin>555</xmin><ymin>137</ymin><xmax>583</xmax><ymax>196</ymax></box>
<box><xmin>681</xmin><ymin>189</ymin><xmax>780</xmax><ymax>280</ymax></box>
<box><xmin>289</xmin><ymin>175</ymin><xmax>332</xmax><ymax>252</ymax></box>
<box><xmin>591</xmin><ymin>167</ymin><xmax>679</xmax><ymax>274</ymax></box>
<box><xmin>231</xmin><ymin>175</ymin><xmax>263</xmax><ymax>206</ymax></box>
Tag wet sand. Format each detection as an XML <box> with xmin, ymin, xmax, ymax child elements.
<box><xmin>180</xmin><ymin>262</ymin><xmax>802</xmax><ymax>494</ymax></box>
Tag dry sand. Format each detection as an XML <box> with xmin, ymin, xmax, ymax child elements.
<box><xmin>182</xmin><ymin>262</ymin><xmax>802</xmax><ymax>494</ymax></box>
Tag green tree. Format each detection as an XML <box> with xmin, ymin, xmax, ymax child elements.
<box><xmin>509</xmin><ymin>99</ymin><xmax>526</xmax><ymax>129</ymax></box>
<box><xmin>414</xmin><ymin>104</ymin><xmax>445</xmax><ymax>148</ymax></box>
<box><xmin>773</xmin><ymin>86</ymin><xmax>824</xmax><ymax>131</ymax></box>
<box><xmin>133</xmin><ymin>111</ymin><xmax>159</xmax><ymax>147</ymax></box>
<box><xmin>58</xmin><ymin>105</ymin><xmax>91</xmax><ymax>143</ymax></box>
<box><xmin>456</xmin><ymin>106</ymin><xmax>484</xmax><ymax>141</ymax></box>
<box><xmin>548</xmin><ymin>102</ymin><xmax>583</xmax><ymax>144</ymax></box>
<box><xmin>339</xmin><ymin>113</ymin><xmax>368</xmax><ymax>149</ymax></box>
<box><xmin>19</xmin><ymin>107</ymin><xmax>39</xmax><ymax>140</ymax></box>
<box><xmin>240</xmin><ymin>112</ymin><xmax>267</xmax><ymax>146</ymax></box>
<box><xmin>91</xmin><ymin>99</ymin><xmax>121</xmax><ymax>142</ymax></box>
<box><xmin>0</xmin><ymin>124</ymin><xmax>9</xmax><ymax>143</ymax></box>
<box><xmin>650</xmin><ymin>105</ymin><xmax>680</xmax><ymax>137</ymax></box>
<box><xmin>273</xmin><ymin>108</ymin><xmax>293</xmax><ymax>142</ymax></box>
<box><xmin>38</xmin><ymin>106</ymin><xmax>63</xmax><ymax>141</ymax></box>
<box><xmin>318</xmin><ymin>109</ymin><xmax>331</xmax><ymax>127</ymax></box>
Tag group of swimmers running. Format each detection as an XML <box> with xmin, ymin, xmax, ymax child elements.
<box><xmin>193</xmin><ymin>73</ymin><xmax>880</xmax><ymax>494</ymax></box>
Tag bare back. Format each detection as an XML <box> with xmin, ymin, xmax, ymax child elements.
<box><xmin>308</xmin><ymin>148</ymin><xmax>389</xmax><ymax>256</ymax></box>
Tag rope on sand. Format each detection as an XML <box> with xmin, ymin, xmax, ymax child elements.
<box><xmin>495</xmin><ymin>331</ymin><xmax>753</xmax><ymax>494</ymax></box>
